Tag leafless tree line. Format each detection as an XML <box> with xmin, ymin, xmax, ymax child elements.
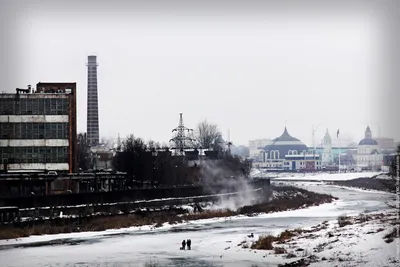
<box><xmin>77</xmin><ymin>120</ymin><xmax>252</xmax><ymax>187</ymax></box>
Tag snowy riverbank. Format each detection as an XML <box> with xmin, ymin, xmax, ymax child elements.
<box><xmin>243</xmin><ymin>209</ymin><xmax>399</xmax><ymax>267</ymax></box>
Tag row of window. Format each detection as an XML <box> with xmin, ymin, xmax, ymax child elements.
<box><xmin>0</xmin><ymin>146</ymin><xmax>69</xmax><ymax>164</ymax></box>
<box><xmin>357</xmin><ymin>155</ymin><xmax>382</xmax><ymax>162</ymax></box>
<box><xmin>284</xmin><ymin>161</ymin><xmax>321</xmax><ymax>165</ymax></box>
<box><xmin>264</xmin><ymin>150</ymin><xmax>317</xmax><ymax>159</ymax></box>
<box><xmin>0</xmin><ymin>123</ymin><xmax>69</xmax><ymax>139</ymax></box>
<box><xmin>0</xmin><ymin>98</ymin><xmax>69</xmax><ymax>115</ymax></box>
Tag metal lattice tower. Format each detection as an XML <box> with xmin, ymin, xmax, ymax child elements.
<box><xmin>169</xmin><ymin>113</ymin><xmax>194</xmax><ymax>156</ymax></box>
<box><xmin>86</xmin><ymin>55</ymin><xmax>100</xmax><ymax>146</ymax></box>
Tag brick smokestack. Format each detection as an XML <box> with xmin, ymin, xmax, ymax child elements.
<box><xmin>87</xmin><ymin>55</ymin><xmax>100</xmax><ymax>146</ymax></box>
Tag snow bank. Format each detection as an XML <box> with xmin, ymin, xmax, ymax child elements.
<box><xmin>273</xmin><ymin>172</ymin><xmax>382</xmax><ymax>181</ymax></box>
<box><xmin>235</xmin><ymin>210</ymin><xmax>398</xmax><ymax>267</ymax></box>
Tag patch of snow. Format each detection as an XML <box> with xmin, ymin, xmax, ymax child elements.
<box><xmin>375</xmin><ymin>174</ymin><xmax>393</xmax><ymax>180</ymax></box>
<box><xmin>327</xmin><ymin>184</ymin><xmax>396</xmax><ymax>195</ymax></box>
<box><xmin>273</xmin><ymin>172</ymin><xmax>382</xmax><ymax>181</ymax></box>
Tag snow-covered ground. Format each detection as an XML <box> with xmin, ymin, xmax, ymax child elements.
<box><xmin>0</xmin><ymin>181</ymin><xmax>396</xmax><ymax>267</ymax></box>
<box><xmin>375</xmin><ymin>173</ymin><xmax>393</xmax><ymax>180</ymax></box>
<box><xmin>251</xmin><ymin>168</ymin><xmax>383</xmax><ymax>181</ymax></box>
<box><xmin>307</xmin><ymin>211</ymin><xmax>399</xmax><ymax>267</ymax></box>
<box><xmin>272</xmin><ymin>171</ymin><xmax>382</xmax><ymax>181</ymax></box>
<box><xmin>235</xmin><ymin>210</ymin><xmax>399</xmax><ymax>267</ymax></box>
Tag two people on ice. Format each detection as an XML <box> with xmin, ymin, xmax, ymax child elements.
<box><xmin>180</xmin><ymin>239</ymin><xmax>191</xmax><ymax>250</ymax></box>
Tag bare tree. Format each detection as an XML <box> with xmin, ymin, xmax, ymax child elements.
<box><xmin>193</xmin><ymin>120</ymin><xmax>224</xmax><ymax>150</ymax></box>
<box><xmin>112</xmin><ymin>135</ymin><xmax>149</xmax><ymax>186</ymax></box>
<box><xmin>77</xmin><ymin>133</ymin><xmax>90</xmax><ymax>171</ymax></box>
<box><xmin>147</xmin><ymin>140</ymin><xmax>161</xmax><ymax>151</ymax></box>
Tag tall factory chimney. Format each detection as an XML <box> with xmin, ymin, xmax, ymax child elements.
<box><xmin>86</xmin><ymin>55</ymin><xmax>100</xmax><ymax>146</ymax></box>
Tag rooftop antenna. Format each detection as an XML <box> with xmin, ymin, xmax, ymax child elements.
<box><xmin>312</xmin><ymin>123</ymin><xmax>323</xmax><ymax>168</ymax></box>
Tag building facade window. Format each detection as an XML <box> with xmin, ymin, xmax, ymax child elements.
<box><xmin>0</xmin><ymin>98</ymin><xmax>69</xmax><ymax>115</ymax></box>
<box><xmin>270</xmin><ymin>150</ymin><xmax>280</xmax><ymax>159</ymax></box>
<box><xmin>0</xmin><ymin>122</ymin><xmax>69</xmax><ymax>139</ymax></box>
<box><xmin>0</xmin><ymin>146</ymin><xmax>68</xmax><ymax>164</ymax></box>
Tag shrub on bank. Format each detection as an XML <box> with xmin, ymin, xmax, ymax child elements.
<box><xmin>251</xmin><ymin>234</ymin><xmax>276</xmax><ymax>250</ymax></box>
<box><xmin>181</xmin><ymin>209</ymin><xmax>235</xmax><ymax>221</ymax></box>
<box><xmin>277</xmin><ymin>230</ymin><xmax>297</xmax><ymax>242</ymax></box>
<box><xmin>274</xmin><ymin>246</ymin><xmax>287</xmax><ymax>254</ymax></box>
<box><xmin>144</xmin><ymin>260</ymin><xmax>160</xmax><ymax>267</ymax></box>
<box><xmin>337</xmin><ymin>215</ymin><xmax>352</xmax><ymax>227</ymax></box>
<box><xmin>384</xmin><ymin>227</ymin><xmax>400</xmax><ymax>243</ymax></box>
<box><xmin>250</xmin><ymin>227</ymin><xmax>311</xmax><ymax>252</ymax></box>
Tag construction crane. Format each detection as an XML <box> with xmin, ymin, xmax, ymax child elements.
<box><xmin>169</xmin><ymin>113</ymin><xmax>195</xmax><ymax>156</ymax></box>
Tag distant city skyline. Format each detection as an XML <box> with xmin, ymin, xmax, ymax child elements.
<box><xmin>100</xmin><ymin>123</ymin><xmax>391</xmax><ymax>149</ymax></box>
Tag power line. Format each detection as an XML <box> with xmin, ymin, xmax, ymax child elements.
<box><xmin>169</xmin><ymin>113</ymin><xmax>195</xmax><ymax>156</ymax></box>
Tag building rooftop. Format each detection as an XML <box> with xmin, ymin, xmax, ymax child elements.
<box><xmin>272</xmin><ymin>127</ymin><xmax>300</xmax><ymax>142</ymax></box>
<box><xmin>359</xmin><ymin>138</ymin><xmax>379</xmax><ymax>146</ymax></box>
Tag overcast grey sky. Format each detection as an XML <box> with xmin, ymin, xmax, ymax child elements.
<box><xmin>1</xmin><ymin>0</ymin><xmax>399</xmax><ymax>146</ymax></box>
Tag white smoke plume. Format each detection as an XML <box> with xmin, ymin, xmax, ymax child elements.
<box><xmin>196</xmin><ymin>159</ymin><xmax>261</xmax><ymax>211</ymax></box>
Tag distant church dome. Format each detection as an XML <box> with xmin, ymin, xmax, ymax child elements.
<box><xmin>264</xmin><ymin>127</ymin><xmax>308</xmax><ymax>159</ymax></box>
<box><xmin>359</xmin><ymin>126</ymin><xmax>379</xmax><ymax>146</ymax></box>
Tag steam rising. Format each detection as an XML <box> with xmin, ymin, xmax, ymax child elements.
<box><xmin>197</xmin><ymin>159</ymin><xmax>260</xmax><ymax>211</ymax></box>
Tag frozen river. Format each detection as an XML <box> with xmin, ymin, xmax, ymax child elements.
<box><xmin>0</xmin><ymin>182</ymin><xmax>394</xmax><ymax>267</ymax></box>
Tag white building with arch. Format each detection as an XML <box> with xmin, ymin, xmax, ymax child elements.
<box><xmin>355</xmin><ymin>126</ymin><xmax>383</xmax><ymax>170</ymax></box>
<box><xmin>254</xmin><ymin>127</ymin><xmax>321</xmax><ymax>171</ymax></box>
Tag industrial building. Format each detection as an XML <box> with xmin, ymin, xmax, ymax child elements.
<box><xmin>0</xmin><ymin>83</ymin><xmax>77</xmax><ymax>173</ymax></box>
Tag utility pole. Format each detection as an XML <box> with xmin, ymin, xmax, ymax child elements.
<box><xmin>226</xmin><ymin>129</ymin><xmax>232</xmax><ymax>155</ymax></box>
<box><xmin>312</xmin><ymin>123</ymin><xmax>322</xmax><ymax>170</ymax></box>
<box><xmin>338</xmin><ymin>129</ymin><xmax>341</xmax><ymax>173</ymax></box>
<box><xmin>312</xmin><ymin>124</ymin><xmax>315</xmax><ymax>160</ymax></box>
<box><xmin>117</xmin><ymin>133</ymin><xmax>121</xmax><ymax>152</ymax></box>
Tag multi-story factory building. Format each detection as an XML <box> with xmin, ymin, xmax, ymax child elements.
<box><xmin>0</xmin><ymin>83</ymin><xmax>77</xmax><ymax>173</ymax></box>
